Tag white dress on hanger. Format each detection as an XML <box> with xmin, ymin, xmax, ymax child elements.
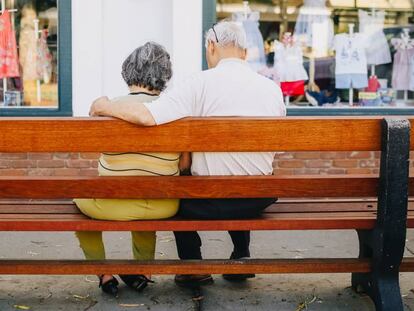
<box><xmin>273</xmin><ymin>41</ymin><xmax>308</xmax><ymax>82</ymax></box>
<box><xmin>294</xmin><ymin>0</ymin><xmax>334</xmax><ymax>51</ymax></box>
<box><xmin>233</xmin><ymin>12</ymin><xmax>266</xmax><ymax>72</ymax></box>
<box><xmin>358</xmin><ymin>10</ymin><xmax>391</xmax><ymax>65</ymax></box>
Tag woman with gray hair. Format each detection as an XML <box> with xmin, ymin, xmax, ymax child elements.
<box><xmin>74</xmin><ymin>42</ymin><xmax>183</xmax><ymax>297</ymax></box>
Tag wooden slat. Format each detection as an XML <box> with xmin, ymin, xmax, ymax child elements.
<box><xmin>0</xmin><ymin>259</ymin><xmax>371</xmax><ymax>274</ymax></box>
<box><xmin>0</xmin><ymin>175</ymin><xmax>379</xmax><ymax>199</ymax></box>
<box><xmin>0</xmin><ymin>216</ymin><xmax>377</xmax><ymax>231</ymax></box>
<box><xmin>0</xmin><ymin>117</ymin><xmax>402</xmax><ymax>152</ymax></box>
<box><xmin>401</xmin><ymin>258</ymin><xmax>414</xmax><ymax>272</ymax></box>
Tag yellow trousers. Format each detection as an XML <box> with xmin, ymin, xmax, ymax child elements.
<box><xmin>74</xmin><ymin>198</ymin><xmax>179</xmax><ymax>260</ymax></box>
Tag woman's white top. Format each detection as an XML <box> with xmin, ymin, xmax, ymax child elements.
<box><xmin>273</xmin><ymin>41</ymin><xmax>309</xmax><ymax>82</ymax></box>
<box><xmin>358</xmin><ymin>10</ymin><xmax>391</xmax><ymax>65</ymax></box>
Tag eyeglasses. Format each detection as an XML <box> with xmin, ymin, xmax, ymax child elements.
<box><xmin>211</xmin><ymin>23</ymin><xmax>219</xmax><ymax>43</ymax></box>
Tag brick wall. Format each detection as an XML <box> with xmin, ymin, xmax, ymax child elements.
<box><xmin>273</xmin><ymin>152</ymin><xmax>381</xmax><ymax>176</ymax></box>
<box><xmin>0</xmin><ymin>151</ymin><xmax>388</xmax><ymax>176</ymax></box>
<box><xmin>0</xmin><ymin>153</ymin><xmax>100</xmax><ymax>176</ymax></box>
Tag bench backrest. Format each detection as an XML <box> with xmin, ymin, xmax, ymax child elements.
<box><xmin>0</xmin><ymin>117</ymin><xmax>411</xmax><ymax>199</ymax></box>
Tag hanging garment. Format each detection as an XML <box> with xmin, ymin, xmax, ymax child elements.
<box><xmin>281</xmin><ymin>81</ymin><xmax>305</xmax><ymax>96</ymax></box>
<box><xmin>391</xmin><ymin>38</ymin><xmax>414</xmax><ymax>91</ymax></box>
<box><xmin>333</xmin><ymin>33</ymin><xmax>368</xmax><ymax>89</ymax></box>
<box><xmin>19</xmin><ymin>5</ymin><xmax>38</xmax><ymax>81</ymax></box>
<box><xmin>36</xmin><ymin>29</ymin><xmax>53</xmax><ymax>83</ymax></box>
<box><xmin>233</xmin><ymin>12</ymin><xmax>266</xmax><ymax>71</ymax></box>
<box><xmin>294</xmin><ymin>0</ymin><xmax>334</xmax><ymax>53</ymax></box>
<box><xmin>365</xmin><ymin>76</ymin><xmax>381</xmax><ymax>92</ymax></box>
<box><xmin>0</xmin><ymin>10</ymin><xmax>20</xmax><ymax>78</ymax></box>
<box><xmin>358</xmin><ymin>10</ymin><xmax>391</xmax><ymax>65</ymax></box>
<box><xmin>274</xmin><ymin>41</ymin><xmax>308</xmax><ymax>82</ymax></box>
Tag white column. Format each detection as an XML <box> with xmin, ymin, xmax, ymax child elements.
<box><xmin>71</xmin><ymin>0</ymin><xmax>104</xmax><ymax>116</ymax></box>
<box><xmin>171</xmin><ymin>0</ymin><xmax>203</xmax><ymax>83</ymax></box>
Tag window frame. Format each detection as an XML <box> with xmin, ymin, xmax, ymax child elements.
<box><xmin>0</xmin><ymin>0</ymin><xmax>72</xmax><ymax>116</ymax></box>
<box><xmin>205</xmin><ymin>0</ymin><xmax>414</xmax><ymax>116</ymax></box>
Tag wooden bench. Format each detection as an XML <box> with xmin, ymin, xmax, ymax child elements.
<box><xmin>0</xmin><ymin>117</ymin><xmax>413</xmax><ymax>311</ymax></box>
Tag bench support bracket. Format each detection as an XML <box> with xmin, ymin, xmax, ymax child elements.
<box><xmin>352</xmin><ymin>118</ymin><xmax>411</xmax><ymax>311</ymax></box>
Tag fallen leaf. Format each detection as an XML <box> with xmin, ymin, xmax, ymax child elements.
<box><xmin>295</xmin><ymin>295</ymin><xmax>317</xmax><ymax>311</ymax></box>
<box><xmin>72</xmin><ymin>294</ymin><xmax>89</xmax><ymax>300</ymax></box>
<box><xmin>13</xmin><ymin>305</ymin><xmax>30</xmax><ymax>310</ymax></box>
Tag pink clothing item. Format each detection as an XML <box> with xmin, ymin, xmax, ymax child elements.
<box><xmin>391</xmin><ymin>38</ymin><xmax>414</xmax><ymax>91</ymax></box>
<box><xmin>0</xmin><ymin>10</ymin><xmax>20</xmax><ymax>78</ymax></box>
<box><xmin>365</xmin><ymin>76</ymin><xmax>381</xmax><ymax>92</ymax></box>
<box><xmin>36</xmin><ymin>29</ymin><xmax>53</xmax><ymax>83</ymax></box>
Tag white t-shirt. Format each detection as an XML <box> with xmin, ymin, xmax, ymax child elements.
<box><xmin>333</xmin><ymin>33</ymin><xmax>368</xmax><ymax>75</ymax></box>
<box><xmin>144</xmin><ymin>58</ymin><xmax>286</xmax><ymax>176</ymax></box>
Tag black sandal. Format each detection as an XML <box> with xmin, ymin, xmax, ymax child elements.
<box><xmin>99</xmin><ymin>275</ymin><xmax>119</xmax><ymax>297</ymax></box>
<box><xmin>119</xmin><ymin>274</ymin><xmax>154</xmax><ymax>292</ymax></box>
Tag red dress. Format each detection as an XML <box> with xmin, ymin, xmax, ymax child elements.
<box><xmin>0</xmin><ymin>10</ymin><xmax>20</xmax><ymax>78</ymax></box>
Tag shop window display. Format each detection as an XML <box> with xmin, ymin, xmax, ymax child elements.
<box><xmin>216</xmin><ymin>0</ymin><xmax>414</xmax><ymax>110</ymax></box>
<box><xmin>0</xmin><ymin>0</ymin><xmax>57</xmax><ymax>108</ymax></box>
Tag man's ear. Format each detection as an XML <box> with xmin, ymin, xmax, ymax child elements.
<box><xmin>208</xmin><ymin>41</ymin><xmax>215</xmax><ymax>55</ymax></box>
<box><xmin>241</xmin><ymin>48</ymin><xmax>248</xmax><ymax>60</ymax></box>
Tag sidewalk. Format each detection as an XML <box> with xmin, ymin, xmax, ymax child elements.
<box><xmin>0</xmin><ymin>230</ymin><xmax>413</xmax><ymax>311</ymax></box>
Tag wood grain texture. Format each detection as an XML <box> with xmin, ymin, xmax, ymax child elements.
<box><xmin>0</xmin><ymin>259</ymin><xmax>372</xmax><ymax>274</ymax></box>
<box><xmin>0</xmin><ymin>175</ymin><xmax>380</xmax><ymax>199</ymax></box>
<box><xmin>1</xmin><ymin>117</ymin><xmax>411</xmax><ymax>152</ymax></box>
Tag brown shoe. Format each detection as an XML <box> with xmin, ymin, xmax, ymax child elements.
<box><xmin>174</xmin><ymin>274</ymin><xmax>214</xmax><ymax>288</ymax></box>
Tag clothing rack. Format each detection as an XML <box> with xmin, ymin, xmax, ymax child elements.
<box><xmin>401</xmin><ymin>28</ymin><xmax>412</xmax><ymax>102</ymax></box>
<box><xmin>370</xmin><ymin>8</ymin><xmax>376</xmax><ymax>77</ymax></box>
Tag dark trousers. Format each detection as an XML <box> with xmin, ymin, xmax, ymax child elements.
<box><xmin>174</xmin><ymin>198</ymin><xmax>276</xmax><ymax>260</ymax></box>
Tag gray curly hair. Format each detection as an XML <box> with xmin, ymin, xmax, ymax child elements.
<box><xmin>121</xmin><ymin>42</ymin><xmax>172</xmax><ymax>92</ymax></box>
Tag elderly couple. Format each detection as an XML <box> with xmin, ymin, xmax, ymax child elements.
<box><xmin>74</xmin><ymin>21</ymin><xmax>286</xmax><ymax>296</ymax></box>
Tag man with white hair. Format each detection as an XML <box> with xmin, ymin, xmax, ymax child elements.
<box><xmin>90</xmin><ymin>21</ymin><xmax>286</xmax><ymax>287</ymax></box>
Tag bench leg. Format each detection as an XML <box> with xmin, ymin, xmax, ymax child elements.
<box><xmin>352</xmin><ymin>230</ymin><xmax>403</xmax><ymax>311</ymax></box>
<box><xmin>352</xmin><ymin>119</ymin><xmax>410</xmax><ymax>311</ymax></box>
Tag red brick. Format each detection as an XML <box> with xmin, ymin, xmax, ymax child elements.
<box><xmin>11</xmin><ymin>160</ymin><xmax>36</xmax><ymax>169</ymax></box>
<box><xmin>305</xmin><ymin>160</ymin><xmax>331</xmax><ymax>168</ymax></box>
<box><xmin>278</xmin><ymin>160</ymin><xmax>305</xmax><ymax>169</ymax></box>
<box><xmin>293</xmin><ymin>168</ymin><xmax>320</xmax><ymax>175</ymax></box>
<box><xmin>0</xmin><ymin>169</ymin><xmax>27</xmax><ymax>176</ymax></box>
<box><xmin>320</xmin><ymin>152</ymin><xmax>347</xmax><ymax>159</ymax></box>
<box><xmin>53</xmin><ymin>168</ymin><xmax>81</xmax><ymax>176</ymax></box>
<box><xmin>359</xmin><ymin>160</ymin><xmax>379</xmax><ymax>168</ymax></box>
<box><xmin>54</xmin><ymin>153</ymin><xmax>71</xmax><ymax>159</ymax></box>
<box><xmin>28</xmin><ymin>169</ymin><xmax>54</xmax><ymax>176</ymax></box>
<box><xmin>66</xmin><ymin>160</ymin><xmax>91</xmax><ymax>169</ymax></box>
<box><xmin>346</xmin><ymin>168</ymin><xmax>373</xmax><ymax>174</ymax></box>
<box><xmin>28</xmin><ymin>153</ymin><xmax>53</xmax><ymax>160</ymax></box>
<box><xmin>79</xmin><ymin>169</ymin><xmax>99</xmax><ymax>176</ymax></box>
<box><xmin>80</xmin><ymin>153</ymin><xmax>100</xmax><ymax>160</ymax></box>
<box><xmin>0</xmin><ymin>160</ymin><xmax>10</xmax><ymax>169</ymax></box>
<box><xmin>324</xmin><ymin>168</ymin><xmax>346</xmax><ymax>175</ymax></box>
<box><xmin>333</xmin><ymin>160</ymin><xmax>358</xmax><ymax>168</ymax></box>
<box><xmin>348</xmin><ymin>151</ymin><xmax>373</xmax><ymax>159</ymax></box>
<box><xmin>273</xmin><ymin>169</ymin><xmax>295</xmax><ymax>175</ymax></box>
<box><xmin>91</xmin><ymin>160</ymin><xmax>99</xmax><ymax>168</ymax></box>
<box><xmin>0</xmin><ymin>153</ymin><xmax>27</xmax><ymax>160</ymax></box>
<box><xmin>374</xmin><ymin>151</ymin><xmax>381</xmax><ymax>159</ymax></box>
<box><xmin>38</xmin><ymin>160</ymin><xmax>65</xmax><ymax>168</ymax></box>
<box><xmin>275</xmin><ymin>152</ymin><xmax>294</xmax><ymax>160</ymax></box>
<box><xmin>293</xmin><ymin>152</ymin><xmax>321</xmax><ymax>159</ymax></box>
<box><xmin>70</xmin><ymin>153</ymin><xmax>80</xmax><ymax>159</ymax></box>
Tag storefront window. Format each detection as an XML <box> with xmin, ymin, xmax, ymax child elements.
<box><xmin>216</xmin><ymin>0</ymin><xmax>414</xmax><ymax>112</ymax></box>
<box><xmin>0</xmin><ymin>0</ymin><xmax>63</xmax><ymax>112</ymax></box>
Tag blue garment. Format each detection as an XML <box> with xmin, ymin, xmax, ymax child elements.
<box><xmin>336</xmin><ymin>74</ymin><xmax>368</xmax><ymax>89</ymax></box>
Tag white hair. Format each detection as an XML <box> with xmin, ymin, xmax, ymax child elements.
<box><xmin>205</xmin><ymin>21</ymin><xmax>247</xmax><ymax>49</ymax></box>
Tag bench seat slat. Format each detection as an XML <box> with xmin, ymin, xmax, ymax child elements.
<box><xmin>0</xmin><ymin>176</ymin><xmax>380</xmax><ymax>199</ymax></box>
<box><xmin>0</xmin><ymin>258</ymin><xmax>373</xmax><ymax>274</ymax></box>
